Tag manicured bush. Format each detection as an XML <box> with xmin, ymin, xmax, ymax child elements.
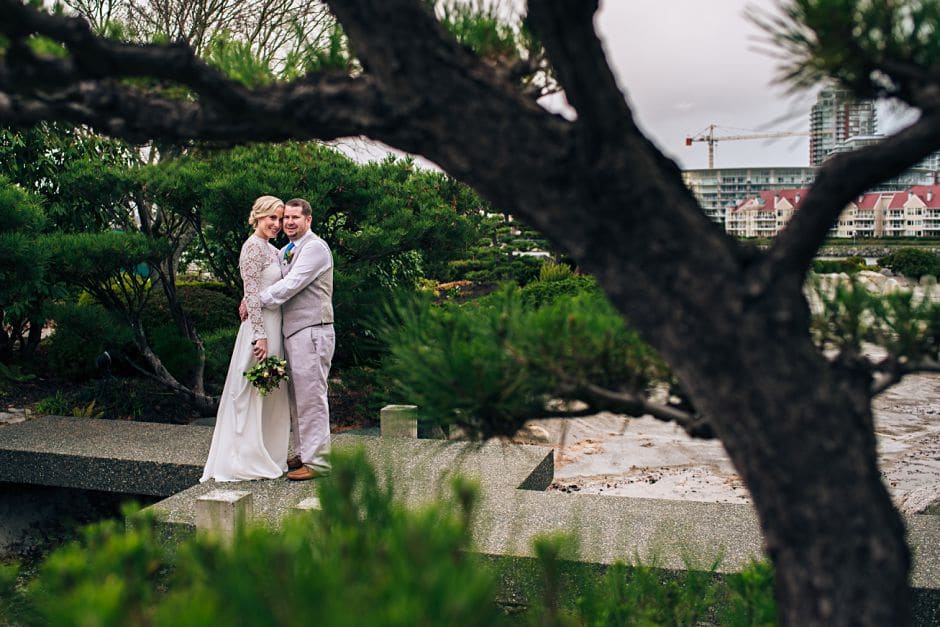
<box><xmin>148</xmin><ymin>325</ymin><xmax>200</xmax><ymax>384</ymax></box>
<box><xmin>379</xmin><ymin>285</ymin><xmax>668</xmax><ymax>439</ymax></box>
<box><xmin>201</xmin><ymin>326</ymin><xmax>238</xmax><ymax>390</ymax></box>
<box><xmin>44</xmin><ymin>303</ymin><xmax>133</xmax><ymax>381</ymax></box>
<box><xmin>518</xmin><ymin>274</ymin><xmax>601</xmax><ymax>309</ymax></box>
<box><xmin>141</xmin><ymin>284</ymin><xmax>240</xmax><ymax>336</ymax></box>
<box><xmin>878</xmin><ymin>248</ymin><xmax>940</xmax><ymax>279</ymax></box>
<box><xmin>812</xmin><ymin>256</ymin><xmax>868</xmax><ymax>274</ymax></box>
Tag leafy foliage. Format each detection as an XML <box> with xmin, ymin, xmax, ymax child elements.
<box><xmin>448</xmin><ymin>213</ymin><xmax>550</xmax><ymax>286</ymax></box>
<box><xmin>811</xmin><ymin>256</ymin><xmax>868</xmax><ymax>274</ymax></box>
<box><xmin>0</xmin><ymin>450</ymin><xmax>777</xmax><ymax>626</ymax></box>
<box><xmin>3</xmin><ymin>450</ymin><xmax>504</xmax><ymax>626</ymax></box>
<box><xmin>141</xmin><ymin>285</ymin><xmax>240</xmax><ymax>336</ymax></box>
<box><xmin>379</xmin><ymin>283</ymin><xmax>669</xmax><ymax>439</ymax></box>
<box><xmin>518</xmin><ymin>274</ymin><xmax>601</xmax><ymax>309</ymax></box>
<box><xmin>878</xmin><ymin>248</ymin><xmax>940</xmax><ymax>279</ymax></box>
<box><xmin>159</xmin><ymin>142</ymin><xmax>484</xmax><ymax>367</ymax></box>
<box><xmin>752</xmin><ymin>0</ymin><xmax>940</xmax><ymax>101</ymax></box>
<box><xmin>44</xmin><ymin>232</ymin><xmax>168</xmax><ymax>320</ymax></box>
<box><xmin>44</xmin><ymin>303</ymin><xmax>133</xmax><ymax>381</ymax></box>
<box><xmin>200</xmin><ymin>326</ymin><xmax>239</xmax><ymax>390</ymax></box>
<box><xmin>0</xmin><ymin>178</ymin><xmax>60</xmax><ymax>359</ymax></box>
<box><xmin>0</xmin><ymin>124</ymin><xmax>135</xmax><ymax>233</ymax></box>
<box><xmin>809</xmin><ymin>273</ymin><xmax>940</xmax><ymax>364</ymax></box>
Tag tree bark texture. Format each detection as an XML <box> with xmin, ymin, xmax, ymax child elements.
<box><xmin>4</xmin><ymin>0</ymin><xmax>939</xmax><ymax>623</ymax></box>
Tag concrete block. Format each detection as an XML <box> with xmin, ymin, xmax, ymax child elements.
<box><xmin>380</xmin><ymin>404</ymin><xmax>418</xmax><ymax>438</ymax></box>
<box><xmin>195</xmin><ymin>489</ymin><xmax>252</xmax><ymax>538</ymax></box>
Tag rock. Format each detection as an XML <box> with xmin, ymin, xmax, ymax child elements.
<box><xmin>895</xmin><ymin>486</ymin><xmax>940</xmax><ymax>515</ymax></box>
<box><xmin>0</xmin><ymin>408</ymin><xmax>30</xmax><ymax>425</ymax></box>
<box><xmin>511</xmin><ymin>423</ymin><xmax>552</xmax><ymax>445</ymax></box>
<box><xmin>857</xmin><ymin>270</ymin><xmax>888</xmax><ymax>292</ymax></box>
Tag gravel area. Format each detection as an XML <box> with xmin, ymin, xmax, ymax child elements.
<box><xmin>537</xmin><ymin>373</ymin><xmax>940</xmax><ymax>514</ymax></box>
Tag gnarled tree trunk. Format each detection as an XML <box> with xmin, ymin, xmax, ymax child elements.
<box><xmin>3</xmin><ymin>0</ymin><xmax>939</xmax><ymax>623</ymax></box>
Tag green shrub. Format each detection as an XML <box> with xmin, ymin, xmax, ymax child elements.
<box><xmin>878</xmin><ymin>248</ymin><xmax>940</xmax><ymax>279</ymax></box>
<box><xmin>812</xmin><ymin>256</ymin><xmax>868</xmax><ymax>274</ymax></box>
<box><xmin>538</xmin><ymin>260</ymin><xmax>573</xmax><ymax>282</ymax></box>
<box><xmin>379</xmin><ymin>285</ymin><xmax>668</xmax><ymax>439</ymax></box>
<box><xmin>140</xmin><ymin>284</ymin><xmax>240</xmax><ymax>336</ymax></box>
<box><xmin>45</xmin><ymin>303</ymin><xmax>132</xmax><ymax>381</ymax></box>
<box><xmin>518</xmin><ymin>274</ymin><xmax>601</xmax><ymax>309</ymax></box>
<box><xmin>718</xmin><ymin>559</ymin><xmax>777</xmax><ymax>626</ymax></box>
<box><xmin>34</xmin><ymin>390</ymin><xmax>73</xmax><ymax>416</ymax></box>
<box><xmin>148</xmin><ymin>325</ymin><xmax>199</xmax><ymax>384</ymax></box>
<box><xmin>454</xmin><ymin>252</ymin><xmax>543</xmax><ymax>286</ymax></box>
<box><xmin>202</xmin><ymin>326</ymin><xmax>238</xmax><ymax>390</ymax></box>
<box><xmin>3</xmin><ymin>450</ymin><xmax>505</xmax><ymax>627</ymax></box>
<box><xmin>0</xmin><ymin>451</ymin><xmax>778</xmax><ymax>625</ymax></box>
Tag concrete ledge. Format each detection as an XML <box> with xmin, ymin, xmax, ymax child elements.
<box><xmin>0</xmin><ymin>416</ymin><xmax>210</xmax><ymax>496</ymax></box>
<box><xmin>1</xmin><ymin>415</ymin><xmax>937</xmax><ymax>619</ymax></box>
<box><xmin>144</xmin><ymin>433</ymin><xmax>555</xmax><ymax>532</ymax></box>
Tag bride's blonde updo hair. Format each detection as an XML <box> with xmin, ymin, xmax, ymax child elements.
<box><xmin>248</xmin><ymin>195</ymin><xmax>285</xmax><ymax>227</ymax></box>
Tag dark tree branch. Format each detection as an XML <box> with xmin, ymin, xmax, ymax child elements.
<box><xmin>580</xmin><ymin>383</ymin><xmax>715</xmax><ymax>439</ymax></box>
<box><xmin>870</xmin><ymin>355</ymin><xmax>940</xmax><ymax>397</ymax></box>
<box><xmin>751</xmin><ymin>111</ymin><xmax>940</xmax><ymax>293</ymax></box>
<box><xmin>0</xmin><ymin>0</ymin><xmax>394</xmax><ymax>142</ymax></box>
<box><xmin>523</xmin><ymin>406</ymin><xmax>598</xmax><ymax>421</ymax></box>
<box><xmin>526</xmin><ymin>0</ymin><xmax>635</xmax><ymax>142</ymax></box>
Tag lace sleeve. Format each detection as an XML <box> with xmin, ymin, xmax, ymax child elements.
<box><xmin>240</xmin><ymin>237</ymin><xmax>271</xmax><ymax>342</ymax></box>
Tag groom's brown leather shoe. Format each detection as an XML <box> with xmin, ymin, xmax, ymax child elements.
<box><xmin>287</xmin><ymin>466</ymin><xmax>325</xmax><ymax>481</ymax></box>
<box><xmin>287</xmin><ymin>456</ymin><xmax>302</xmax><ymax>470</ymax></box>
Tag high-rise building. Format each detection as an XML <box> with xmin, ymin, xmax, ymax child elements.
<box><xmin>809</xmin><ymin>88</ymin><xmax>877</xmax><ymax>165</ymax></box>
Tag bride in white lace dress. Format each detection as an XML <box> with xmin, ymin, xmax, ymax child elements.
<box><xmin>201</xmin><ymin>196</ymin><xmax>291</xmax><ymax>482</ymax></box>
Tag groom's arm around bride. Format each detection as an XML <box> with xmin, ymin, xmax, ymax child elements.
<box><xmin>259</xmin><ymin>198</ymin><xmax>335</xmax><ymax>481</ymax></box>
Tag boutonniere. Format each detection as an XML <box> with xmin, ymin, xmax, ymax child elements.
<box><xmin>283</xmin><ymin>242</ymin><xmax>296</xmax><ymax>264</ymax></box>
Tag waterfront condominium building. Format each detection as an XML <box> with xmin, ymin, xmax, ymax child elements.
<box><xmin>683</xmin><ymin>166</ymin><xmax>937</xmax><ymax>227</ymax></box>
<box><xmin>726</xmin><ymin>184</ymin><xmax>940</xmax><ymax>239</ymax></box>
<box><xmin>682</xmin><ymin>167</ymin><xmax>817</xmax><ymax>226</ymax></box>
<box><xmin>809</xmin><ymin>88</ymin><xmax>877</xmax><ymax>166</ymax></box>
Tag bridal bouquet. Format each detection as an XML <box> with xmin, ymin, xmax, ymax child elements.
<box><xmin>244</xmin><ymin>356</ymin><xmax>289</xmax><ymax>396</ymax></box>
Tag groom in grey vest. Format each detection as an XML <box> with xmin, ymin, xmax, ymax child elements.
<box><xmin>258</xmin><ymin>198</ymin><xmax>334</xmax><ymax>480</ymax></box>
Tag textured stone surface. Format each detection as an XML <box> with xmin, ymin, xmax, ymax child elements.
<box><xmin>195</xmin><ymin>489</ymin><xmax>253</xmax><ymax>538</ymax></box>
<box><xmin>0</xmin><ymin>415</ymin><xmax>210</xmax><ymax>495</ymax></box>
<box><xmin>1</xmin><ymin>415</ymin><xmax>936</xmax><ymax>613</ymax></box>
<box><xmin>380</xmin><ymin>404</ymin><xmax>418</xmax><ymax>438</ymax></box>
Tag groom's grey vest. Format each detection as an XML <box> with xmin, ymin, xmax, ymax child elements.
<box><xmin>281</xmin><ymin>231</ymin><xmax>334</xmax><ymax>339</ymax></box>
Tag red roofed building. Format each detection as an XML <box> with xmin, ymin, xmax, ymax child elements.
<box><xmin>725</xmin><ymin>185</ymin><xmax>940</xmax><ymax>238</ymax></box>
<box><xmin>725</xmin><ymin>189</ymin><xmax>807</xmax><ymax>238</ymax></box>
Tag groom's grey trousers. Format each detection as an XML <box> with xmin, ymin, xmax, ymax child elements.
<box><xmin>285</xmin><ymin>323</ymin><xmax>335</xmax><ymax>470</ymax></box>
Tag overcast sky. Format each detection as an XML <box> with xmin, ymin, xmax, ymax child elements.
<box><xmin>584</xmin><ymin>0</ymin><xmax>917</xmax><ymax>170</ymax></box>
<box><xmin>349</xmin><ymin>1</ymin><xmax>918</xmax><ymax>171</ymax></box>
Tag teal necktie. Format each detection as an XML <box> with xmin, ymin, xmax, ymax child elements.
<box><xmin>283</xmin><ymin>242</ymin><xmax>295</xmax><ymax>262</ymax></box>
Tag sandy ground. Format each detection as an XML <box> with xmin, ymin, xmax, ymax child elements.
<box><xmin>535</xmin><ymin>373</ymin><xmax>940</xmax><ymax>514</ymax></box>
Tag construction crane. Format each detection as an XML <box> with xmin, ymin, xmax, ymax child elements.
<box><xmin>685</xmin><ymin>124</ymin><xmax>810</xmax><ymax>168</ymax></box>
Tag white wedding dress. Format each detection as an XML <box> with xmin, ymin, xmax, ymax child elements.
<box><xmin>201</xmin><ymin>235</ymin><xmax>290</xmax><ymax>482</ymax></box>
